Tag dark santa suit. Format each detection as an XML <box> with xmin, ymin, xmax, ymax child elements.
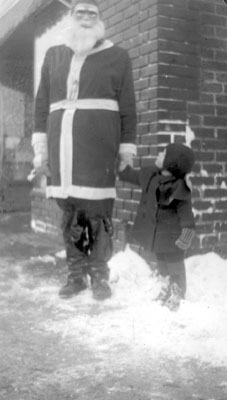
<box><xmin>35</xmin><ymin>41</ymin><xmax>136</xmax><ymax>201</ymax></box>
<box><xmin>34</xmin><ymin>40</ymin><xmax>137</xmax><ymax>285</ymax></box>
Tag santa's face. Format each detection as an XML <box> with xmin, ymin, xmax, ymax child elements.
<box><xmin>72</xmin><ymin>4</ymin><xmax>99</xmax><ymax>28</ymax></box>
<box><xmin>69</xmin><ymin>4</ymin><xmax>105</xmax><ymax>54</ymax></box>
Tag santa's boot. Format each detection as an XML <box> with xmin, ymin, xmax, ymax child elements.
<box><xmin>59</xmin><ymin>275</ymin><xmax>87</xmax><ymax>299</ymax></box>
<box><xmin>89</xmin><ymin>261</ymin><xmax>111</xmax><ymax>301</ymax></box>
<box><xmin>91</xmin><ymin>275</ymin><xmax>112</xmax><ymax>301</ymax></box>
<box><xmin>59</xmin><ymin>250</ymin><xmax>88</xmax><ymax>299</ymax></box>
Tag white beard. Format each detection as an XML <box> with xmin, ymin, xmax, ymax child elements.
<box><xmin>68</xmin><ymin>19</ymin><xmax>105</xmax><ymax>55</ymax></box>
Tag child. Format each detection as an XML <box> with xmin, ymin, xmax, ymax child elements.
<box><xmin>118</xmin><ymin>143</ymin><xmax>196</xmax><ymax>311</ymax></box>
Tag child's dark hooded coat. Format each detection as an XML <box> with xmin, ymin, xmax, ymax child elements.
<box><xmin>119</xmin><ymin>165</ymin><xmax>195</xmax><ymax>253</ymax></box>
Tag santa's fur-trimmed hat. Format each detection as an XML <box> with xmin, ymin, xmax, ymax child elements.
<box><xmin>71</xmin><ymin>0</ymin><xmax>99</xmax><ymax>12</ymax></box>
<box><xmin>163</xmin><ymin>143</ymin><xmax>195</xmax><ymax>178</ymax></box>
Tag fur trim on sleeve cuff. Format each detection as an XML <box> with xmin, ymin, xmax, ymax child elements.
<box><xmin>119</xmin><ymin>143</ymin><xmax>137</xmax><ymax>155</ymax></box>
<box><xmin>32</xmin><ymin>133</ymin><xmax>47</xmax><ymax>146</ymax></box>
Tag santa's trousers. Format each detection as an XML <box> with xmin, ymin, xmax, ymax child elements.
<box><xmin>56</xmin><ymin>198</ymin><xmax>113</xmax><ymax>283</ymax></box>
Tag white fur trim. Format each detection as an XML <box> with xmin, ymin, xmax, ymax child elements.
<box><xmin>185</xmin><ymin>174</ymin><xmax>193</xmax><ymax>191</ymax></box>
<box><xmin>119</xmin><ymin>143</ymin><xmax>137</xmax><ymax>155</ymax></box>
<box><xmin>67</xmin><ymin>54</ymin><xmax>87</xmax><ymax>100</ymax></box>
<box><xmin>60</xmin><ymin>110</ymin><xmax>74</xmax><ymax>189</ymax></box>
<box><xmin>61</xmin><ymin>53</ymin><xmax>88</xmax><ymax>189</ymax></box>
<box><xmin>46</xmin><ymin>185</ymin><xmax>116</xmax><ymax>200</ymax></box>
<box><xmin>32</xmin><ymin>133</ymin><xmax>47</xmax><ymax>146</ymax></box>
<box><xmin>90</xmin><ymin>40</ymin><xmax>113</xmax><ymax>54</ymax></box>
<box><xmin>74</xmin><ymin>4</ymin><xmax>99</xmax><ymax>14</ymax></box>
<box><xmin>50</xmin><ymin>98</ymin><xmax>119</xmax><ymax>112</ymax></box>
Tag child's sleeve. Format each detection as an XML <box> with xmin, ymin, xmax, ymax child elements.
<box><xmin>175</xmin><ymin>198</ymin><xmax>196</xmax><ymax>250</ymax></box>
<box><xmin>176</xmin><ymin>198</ymin><xmax>195</xmax><ymax>228</ymax></box>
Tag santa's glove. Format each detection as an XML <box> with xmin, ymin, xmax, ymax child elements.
<box><xmin>118</xmin><ymin>152</ymin><xmax>134</xmax><ymax>172</ymax></box>
<box><xmin>175</xmin><ymin>228</ymin><xmax>195</xmax><ymax>250</ymax></box>
<box><xmin>31</xmin><ymin>133</ymin><xmax>50</xmax><ymax>177</ymax></box>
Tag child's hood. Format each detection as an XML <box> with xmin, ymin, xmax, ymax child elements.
<box><xmin>163</xmin><ymin>143</ymin><xmax>195</xmax><ymax>178</ymax></box>
<box><xmin>140</xmin><ymin>166</ymin><xmax>192</xmax><ymax>202</ymax></box>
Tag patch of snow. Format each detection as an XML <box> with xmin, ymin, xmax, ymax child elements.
<box><xmin>185</xmin><ymin>121</ymin><xmax>195</xmax><ymax>147</ymax></box>
<box><xmin>220</xmin><ymin>181</ymin><xmax>227</xmax><ymax>189</ymax></box>
<box><xmin>34</xmin><ymin>247</ymin><xmax>227</xmax><ymax>367</ymax></box>
<box><xmin>192</xmin><ymin>207</ymin><xmax>213</xmax><ymax>217</ymax></box>
<box><xmin>219</xmin><ymin>381</ymin><xmax>227</xmax><ymax>388</ymax></box>
<box><xmin>29</xmin><ymin>255</ymin><xmax>56</xmax><ymax>264</ymax></box>
<box><xmin>55</xmin><ymin>250</ymin><xmax>66</xmax><ymax>259</ymax></box>
<box><xmin>3</xmin><ymin>245</ymin><xmax>227</xmax><ymax>368</ymax></box>
<box><xmin>200</xmin><ymin>170</ymin><xmax>208</xmax><ymax>177</ymax></box>
<box><xmin>201</xmin><ymin>184</ymin><xmax>207</xmax><ymax>192</ymax></box>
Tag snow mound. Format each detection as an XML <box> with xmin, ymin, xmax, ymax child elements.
<box><xmin>9</xmin><ymin>245</ymin><xmax>227</xmax><ymax>367</ymax></box>
<box><xmin>186</xmin><ymin>252</ymin><xmax>227</xmax><ymax>308</ymax></box>
<box><xmin>109</xmin><ymin>246</ymin><xmax>163</xmax><ymax>303</ymax></box>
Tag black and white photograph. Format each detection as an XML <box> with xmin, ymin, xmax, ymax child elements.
<box><xmin>0</xmin><ymin>0</ymin><xmax>227</xmax><ymax>399</ymax></box>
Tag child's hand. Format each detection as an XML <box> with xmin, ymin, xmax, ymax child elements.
<box><xmin>175</xmin><ymin>228</ymin><xmax>195</xmax><ymax>250</ymax></box>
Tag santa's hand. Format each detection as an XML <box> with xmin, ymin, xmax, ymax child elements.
<box><xmin>175</xmin><ymin>228</ymin><xmax>195</xmax><ymax>250</ymax></box>
<box><xmin>118</xmin><ymin>160</ymin><xmax>129</xmax><ymax>172</ymax></box>
<box><xmin>33</xmin><ymin>155</ymin><xmax>50</xmax><ymax>176</ymax></box>
<box><xmin>119</xmin><ymin>152</ymin><xmax>133</xmax><ymax>166</ymax></box>
<box><xmin>118</xmin><ymin>152</ymin><xmax>134</xmax><ymax>172</ymax></box>
<box><xmin>32</xmin><ymin>133</ymin><xmax>48</xmax><ymax>167</ymax></box>
<box><xmin>27</xmin><ymin>163</ymin><xmax>50</xmax><ymax>181</ymax></box>
<box><xmin>34</xmin><ymin>162</ymin><xmax>50</xmax><ymax>177</ymax></box>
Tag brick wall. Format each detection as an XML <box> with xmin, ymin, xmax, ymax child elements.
<box><xmin>31</xmin><ymin>189</ymin><xmax>62</xmax><ymax>237</ymax></box>
<box><xmin>99</xmin><ymin>0</ymin><xmax>160</xmax><ymax>255</ymax></box>
<box><xmin>100</xmin><ymin>0</ymin><xmax>227</xmax><ymax>256</ymax></box>
<box><xmin>31</xmin><ymin>0</ymin><xmax>227</xmax><ymax>256</ymax></box>
<box><xmin>156</xmin><ymin>0</ymin><xmax>227</xmax><ymax>256</ymax></box>
<box><xmin>186</xmin><ymin>0</ymin><xmax>227</xmax><ymax>256</ymax></box>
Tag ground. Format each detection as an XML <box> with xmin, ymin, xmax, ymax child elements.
<box><xmin>0</xmin><ymin>212</ymin><xmax>227</xmax><ymax>400</ymax></box>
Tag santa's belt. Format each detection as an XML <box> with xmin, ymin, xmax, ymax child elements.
<box><xmin>50</xmin><ymin>99</ymin><xmax>119</xmax><ymax>113</ymax></box>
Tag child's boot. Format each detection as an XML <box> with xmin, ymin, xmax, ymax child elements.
<box><xmin>155</xmin><ymin>281</ymin><xmax>171</xmax><ymax>305</ymax></box>
<box><xmin>165</xmin><ymin>282</ymin><xmax>182</xmax><ymax>311</ymax></box>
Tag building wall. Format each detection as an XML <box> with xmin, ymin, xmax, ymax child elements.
<box><xmin>31</xmin><ymin>0</ymin><xmax>227</xmax><ymax>256</ymax></box>
<box><xmin>0</xmin><ymin>55</ymin><xmax>33</xmax><ymax>211</ymax></box>
<box><xmin>0</xmin><ymin>70</ymin><xmax>33</xmax><ymax>181</ymax></box>
<box><xmin>0</xmin><ymin>2</ymin><xmax>69</xmax><ymax>212</ymax></box>
<box><xmin>100</xmin><ymin>0</ymin><xmax>227</xmax><ymax>256</ymax></box>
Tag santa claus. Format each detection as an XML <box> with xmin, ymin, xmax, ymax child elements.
<box><xmin>32</xmin><ymin>0</ymin><xmax>137</xmax><ymax>300</ymax></box>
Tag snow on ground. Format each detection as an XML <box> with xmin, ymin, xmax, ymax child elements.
<box><xmin>3</xmin><ymin>246</ymin><xmax>227</xmax><ymax>368</ymax></box>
